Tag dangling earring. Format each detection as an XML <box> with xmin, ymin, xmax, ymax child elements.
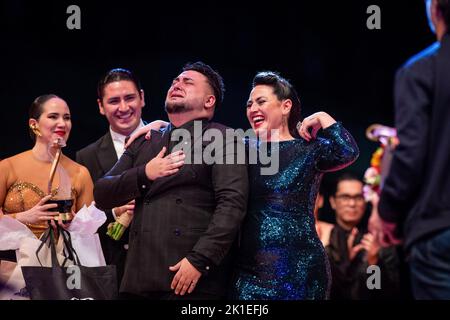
<box><xmin>30</xmin><ymin>124</ymin><xmax>42</xmax><ymax>137</ymax></box>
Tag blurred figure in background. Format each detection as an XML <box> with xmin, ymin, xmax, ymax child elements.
<box><xmin>327</xmin><ymin>174</ymin><xmax>400</xmax><ymax>299</ymax></box>
<box><xmin>378</xmin><ymin>0</ymin><xmax>450</xmax><ymax>299</ymax></box>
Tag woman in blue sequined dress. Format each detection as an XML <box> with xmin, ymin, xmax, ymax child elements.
<box><xmin>231</xmin><ymin>71</ymin><xmax>359</xmax><ymax>300</ymax></box>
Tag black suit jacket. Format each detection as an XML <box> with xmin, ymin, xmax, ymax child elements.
<box><xmin>94</xmin><ymin>121</ymin><xmax>248</xmax><ymax>296</ymax></box>
<box><xmin>76</xmin><ymin>132</ymin><xmax>129</xmax><ymax>280</ymax></box>
<box><xmin>76</xmin><ymin>132</ymin><xmax>118</xmax><ymax>182</ymax></box>
<box><xmin>379</xmin><ymin>34</ymin><xmax>450</xmax><ymax>250</ymax></box>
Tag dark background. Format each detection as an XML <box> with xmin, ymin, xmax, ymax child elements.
<box><xmin>0</xmin><ymin>0</ymin><xmax>435</xmax><ymax>220</ymax></box>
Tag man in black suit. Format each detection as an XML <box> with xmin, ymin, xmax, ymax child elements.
<box><xmin>378</xmin><ymin>0</ymin><xmax>450</xmax><ymax>299</ymax></box>
<box><xmin>76</xmin><ymin>68</ymin><xmax>147</xmax><ymax>284</ymax></box>
<box><xmin>94</xmin><ymin>62</ymin><xmax>248</xmax><ymax>300</ymax></box>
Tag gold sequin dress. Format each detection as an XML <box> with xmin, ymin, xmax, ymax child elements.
<box><xmin>0</xmin><ymin>150</ymin><xmax>94</xmax><ymax>239</ymax></box>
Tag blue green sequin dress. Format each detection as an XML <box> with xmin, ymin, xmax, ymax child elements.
<box><xmin>232</xmin><ymin>122</ymin><xmax>359</xmax><ymax>300</ymax></box>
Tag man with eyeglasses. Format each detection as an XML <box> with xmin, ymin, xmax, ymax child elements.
<box><xmin>325</xmin><ymin>173</ymin><xmax>400</xmax><ymax>300</ymax></box>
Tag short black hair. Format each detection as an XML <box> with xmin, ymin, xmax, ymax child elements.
<box><xmin>97</xmin><ymin>68</ymin><xmax>142</xmax><ymax>100</ymax></box>
<box><xmin>331</xmin><ymin>172</ymin><xmax>363</xmax><ymax>196</ymax></box>
<box><xmin>182</xmin><ymin>61</ymin><xmax>225</xmax><ymax>109</ymax></box>
<box><xmin>252</xmin><ymin>71</ymin><xmax>302</xmax><ymax>138</ymax></box>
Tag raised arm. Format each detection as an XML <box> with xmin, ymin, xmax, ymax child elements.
<box><xmin>298</xmin><ymin>112</ymin><xmax>359</xmax><ymax>172</ymax></box>
<box><xmin>124</xmin><ymin>120</ymin><xmax>169</xmax><ymax>148</ymax></box>
<box><xmin>94</xmin><ymin>139</ymin><xmax>148</xmax><ymax>210</ymax></box>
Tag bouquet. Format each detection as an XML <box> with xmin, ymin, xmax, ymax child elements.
<box><xmin>106</xmin><ymin>212</ymin><xmax>132</xmax><ymax>241</ymax></box>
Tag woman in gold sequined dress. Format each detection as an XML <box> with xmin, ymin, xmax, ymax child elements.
<box><xmin>0</xmin><ymin>94</ymin><xmax>94</xmax><ymax>239</ymax></box>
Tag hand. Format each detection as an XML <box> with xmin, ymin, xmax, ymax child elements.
<box><xmin>125</xmin><ymin>120</ymin><xmax>169</xmax><ymax>148</ymax></box>
<box><xmin>113</xmin><ymin>200</ymin><xmax>135</xmax><ymax>218</ymax></box>
<box><xmin>360</xmin><ymin>232</ymin><xmax>381</xmax><ymax>265</ymax></box>
<box><xmin>145</xmin><ymin>147</ymin><xmax>185</xmax><ymax>181</ymax></box>
<box><xmin>15</xmin><ymin>194</ymin><xmax>59</xmax><ymax>225</ymax></box>
<box><xmin>48</xmin><ymin>209</ymin><xmax>75</xmax><ymax>233</ymax></box>
<box><xmin>369</xmin><ymin>201</ymin><xmax>402</xmax><ymax>247</ymax></box>
<box><xmin>368</xmin><ymin>194</ymin><xmax>386</xmax><ymax>246</ymax></box>
<box><xmin>369</xmin><ymin>191</ymin><xmax>380</xmax><ymax>208</ymax></box>
<box><xmin>169</xmin><ymin>257</ymin><xmax>202</xmax><ymax>295</ymax></box>
<box><xmin>347</xmin><ymin>227</ymin><xmax>365</xmax><ymax>261</ymax></box>
<box><xmin>297</xmin><ymin>111</ymin><xmax>336</xmax><ymax>141</ymax></box>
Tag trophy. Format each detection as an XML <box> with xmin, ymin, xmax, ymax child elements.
<box><xmin>46</xmin><ymin>137</ymin><xmax>73</xmax><ymax>223</ymax></box>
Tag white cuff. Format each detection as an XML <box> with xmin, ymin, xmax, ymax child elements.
<box><xmin>111</xmin><ymin>207</ymin><xmax>118</xmax><ymax>220</ymax></box>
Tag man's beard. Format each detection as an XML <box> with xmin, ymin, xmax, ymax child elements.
<box><xmin>165</xmin><ymin>102</ymin><xmax>194</xmax><ymax>114</ymax></box>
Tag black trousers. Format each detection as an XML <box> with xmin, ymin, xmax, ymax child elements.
<box><xmin>409</xmin><ymin>227</ymin><xmax>450</xmax><ymax>299</ymax></box>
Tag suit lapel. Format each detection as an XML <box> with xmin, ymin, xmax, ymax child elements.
<box><xmin>97</xmin><ymin>132</ymin><xmax>119</xmax><ymax>175</ymax></box>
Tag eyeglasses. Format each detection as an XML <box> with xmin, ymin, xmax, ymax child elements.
<box><xmin>335</xmin><ymin>194</ymin><xmax>365</xmax><ymax>203</ymax></box>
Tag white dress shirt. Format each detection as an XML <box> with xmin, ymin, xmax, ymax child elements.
<box><xmin>109</xmin><ymin>119</ymin><xmax>145</xmax><ymax>159</ymax></box>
